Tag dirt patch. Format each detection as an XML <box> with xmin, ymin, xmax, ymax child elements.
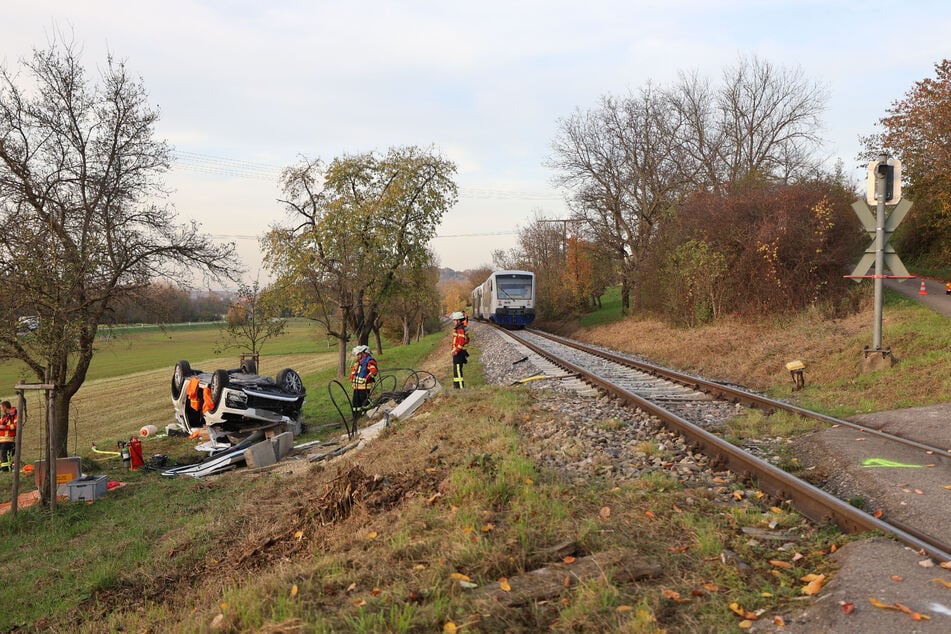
<box><xmin>227</xmin><ymin>463</ymin><xmax>448</xmax><ymax>571</ymax></box>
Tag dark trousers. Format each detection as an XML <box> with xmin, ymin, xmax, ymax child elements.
<box><xmin>353</xmin><ymin>388</ymin><xmax>370</xmax><ymax>411</ymax></box>
<box><xmin>0</xmin><ymin>442</ymin><xmax>13</xmax><ymax>471</ymax></box>
<box><xmin>452</xmin><ymin>355</ymin><xmax>466</xmax><ymax>389</ymax></box>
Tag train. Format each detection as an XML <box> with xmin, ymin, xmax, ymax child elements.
<box><xmin>470</xmin><ymin>270</ymin><xmax>536</xmax><ymax>328</ymax></box>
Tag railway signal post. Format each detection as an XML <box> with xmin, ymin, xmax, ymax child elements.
<box><xmin>847</xmin><ymin>154</ymin><xmax>913</xmax><ymax>371</ymax></box>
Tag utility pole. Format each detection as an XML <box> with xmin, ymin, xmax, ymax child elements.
<box><xmin>538</xmin><ymin>218</ymin><xmax>582</xmax><ymax>255</ymax></box>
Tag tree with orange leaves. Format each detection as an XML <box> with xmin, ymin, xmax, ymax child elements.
<box><xmin>866</xmin><ymin>59</ymin><xmax>951</xmax><ymax>265</ymax></box>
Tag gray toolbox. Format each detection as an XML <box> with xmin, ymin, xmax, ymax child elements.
<box><xmin>66</xmin><ymin>475</ymin><xmax>108</xmax><ymax>502</ymax></box>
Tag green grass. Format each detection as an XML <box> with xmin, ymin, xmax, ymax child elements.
<box><xmin>578</xmin><ymin>286</ymin><xmax>624</xmax><ymax>327</ymax></box>
<box><xmin>907</xmin><ymin>262</ymin><xmax>951</xmax><ymax>281</ymax></box>
<box><xmin>0</xmin><ymin>319</ymin><xmax>325</xmax><ymax>389</ymax></box>
<box><xmin>0</xmin><ymin>473</ymin><xmax>243</xmax><ymax>630</ymax></box>
<box><xmin>0</xmin><ymin>321</ymin><xmax>448</xmax><ymax>632</ymax></box>
<box><xmin>297</xmin><ymin>331</ymin><xmax>444</xmax><ymax>439</ymax></box>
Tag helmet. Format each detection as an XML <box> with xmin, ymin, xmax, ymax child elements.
<box><xmin>351</xmin><ymin>345</ymin><xmax>370</xmax><ymax>356</ymax></box>
<box><xmin>450</xmin><ymin>311</ymin><xmax>465</xmax><ymax>320</ymax></box>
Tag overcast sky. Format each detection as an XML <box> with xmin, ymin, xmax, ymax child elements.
<box><xmin>4</xmin><ymin>1</ymin><xmax>950</xmax><ymax>282</ymax></box>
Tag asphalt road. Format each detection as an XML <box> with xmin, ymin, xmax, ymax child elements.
<box><xmin>884</xmin><ymin>276</ymin><xmax>951</xmax><ymax>317</ymax></box>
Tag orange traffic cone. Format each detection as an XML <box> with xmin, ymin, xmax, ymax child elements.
<box><xmin>919</xmin><ymin>278</ymin><xmax>928</xmax><ymax>295</ymax></box>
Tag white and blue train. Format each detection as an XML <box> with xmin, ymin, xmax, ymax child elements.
<box><xmin>471</xmin><ymin>270</ymin><xmax>536</xmax><ymax>328</ymax></box>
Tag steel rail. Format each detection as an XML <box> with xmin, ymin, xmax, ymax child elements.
<box><xmin>503</xmin><ymin>327</ymin><xmax>951</xmax><ymax>563</ymax></box>
<box><xmin>527</xmin><ymin>328</ymin><xmax>951</xmax><ymax>459</ymax></box>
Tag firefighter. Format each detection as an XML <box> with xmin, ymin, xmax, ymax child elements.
<box><xmin>0</xmin><ymin>400</ymin><xmax>18</xmax><ymax>472</ymax></box>
<box><xmin>349</xmin><ymin>345</ymin><xmax>378</xmax><ymax>412</ymax></box>
<box><xmin>450</xmin><ymin>311</ymin><xmax>470</xmax><ymax>389</ymax></box>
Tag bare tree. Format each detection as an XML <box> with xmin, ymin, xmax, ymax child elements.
<box><xmin>514</xmin><ymin>212</ymin><xmax>569</xmax><ymax>317</ymax></box>
<box><xmin>672</xmin><ymin>55</ymin><xmax>828</xmax><ymax>190</ymax></box>
<box><xmin>0</xmin><ymin>40</ymin><xmax>237</xmax><ymax>457</ymax></box>
<box><xmin>548</xmin><ymin>87</ymin><xmax>692</xmax><ymax>313</ymax></box>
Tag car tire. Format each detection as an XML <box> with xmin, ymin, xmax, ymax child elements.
<box><xmin>276</xmin><ymin>368</ymin><xmax>305</xmax><ymax>396</ymax></box>
<box><xmin>171</xmin><ymin>360</ymin><xmax>192</xmax><ymax>399</ymax></box>
<box><xmin>240</xmin><ymin>358</ymin><xmax>257</xmax><ymax>375</ymax></box>
<box><xmin>209</xmin><ymin>369</ymin><xmax>229</xmax><ymax>407</ymax></box>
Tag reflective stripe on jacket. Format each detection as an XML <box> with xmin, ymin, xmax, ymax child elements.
<box><xmin>350</xmin><ymin>356</ymin><xmax>378</xmax><ymax>390</ymax></box>
<box><xmin>451</xmin><ymin>326</ymin><xmax>469</xmax><ymax>356</ymax></box>
<box><xmin>0</xmin><ymin>407</ymin><xmax>17</xmax><ymax>440</ymax></box>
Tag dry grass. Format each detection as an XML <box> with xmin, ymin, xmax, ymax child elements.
<box><xmin>68</xmin><ymin>374</ymin><xmax>848</xmax><ymax>633</ymax></box>
<box><xmin>82</xmin><ymin>386</ymin><xmax>540</xmax><ymax>631</ymax></box>
<box><xmin>8</xmin><ymin>325</ymin><xmax>871</xmax><ymax>632</ymax></box>
<box><xmin>564</xmin><ymin>295</ymin><xmax>951</xmax><ymax>413</ymax></box>
<box><xmin>568</xmin><ymin>309</ymin><xmax>868</xmax><ymax>390</ymax></box>
<box><xmin>11</xmin><ymin>300</ymin><xmax>950</xmax><ymax>632</ymax></box>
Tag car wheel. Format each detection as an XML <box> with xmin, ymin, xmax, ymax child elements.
<box><xmin>171</xmin><ymin>360</ymin><xmax>192</xmax><ymax>399</ymax></box>
<box><xmin>276</xmin><ymin>368</ymin><xmax>305</xmax><ymax>395</ymax></box>
<box><xmin>209</xmin><ymin>369</ymin><xmax>229</xmax><ymax>407</ymax></box>
<box><xmin>240</xmin><ymin>358</ymin><xmax>257</xmax><ymax>375</ymax></box>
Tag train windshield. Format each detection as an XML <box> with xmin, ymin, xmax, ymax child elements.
<box><xmin>497</xmin><ymin>275</ymin><xmax>532</xmax><ymax>300</ymax></box>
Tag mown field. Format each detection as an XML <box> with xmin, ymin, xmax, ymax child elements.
<box><xmin>0</xmin><ymin>288</ymin><xmax>948</xmax><ymax>632</ymax></box>
<box><xmin>0</xmin><ymin>320</ymin><xmax>339</xmax><ymax>463</ymax></box>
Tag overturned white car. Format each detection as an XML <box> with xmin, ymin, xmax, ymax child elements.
<box><xmin>170</xmin><ymin>359</ymin><xmax>306</xmax><ymax>447</ymax></box>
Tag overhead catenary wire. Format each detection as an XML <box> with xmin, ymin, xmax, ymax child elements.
<box><xmin>174</xmin><ymin>150</ymin><xmax>560</xmax><ymax>243</ymax></box>
<box><xmin>210</xmin><ymin>231</ymin><xmax>519</xmax><ymax>241</ymax></box>
<box><xmin>169</xmin><ymin>150</ymin><xmax>564</xmax><ymax>201</ymax></box>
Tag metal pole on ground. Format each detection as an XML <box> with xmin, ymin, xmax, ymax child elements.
<box><xmin>872</xmin><ymin>154</ymin><xmax>886</xmax><ymax>351</ymax></box>
<box><xmin>9</xmin><ymin>391</ymin><xmax>25</xmax><ymax>515</ymax></box>
<box><xmin>14</xmin><ymin>382</ymin><xmax>55</xmax><ymax>511</ymax></box>
<box><xmin>48</xmin><ymin>384</ymin><xmax>56</xmax><ymax>513</ymax></box>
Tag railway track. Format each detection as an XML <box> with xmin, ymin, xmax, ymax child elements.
<box><xmin>496</xmin><ymin>325</ymin><xmax>951</xmax><ymax>563</ymax></box>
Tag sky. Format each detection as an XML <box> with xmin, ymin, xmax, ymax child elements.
<box><xmin>4</xmin><ymin>1</ymin><xmax>951</xmax><ymax>284</ymax></box>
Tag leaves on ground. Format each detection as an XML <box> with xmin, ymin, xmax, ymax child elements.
<box><xmin>868</xmin><ymin>597</ymin><xmax>931</xmax><ymax>620</ymax></box>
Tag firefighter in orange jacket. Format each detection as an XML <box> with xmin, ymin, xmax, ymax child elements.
<box><xmin>0</xmin><ymin>400</ymin><xmax>18</xmax><ymax>472</ymax></box>
<box><xmin>450</xmin><ymin>311</ymin><xmax>470</xmax><ymax>389</ymax></box>
<box><xmin>349</xmin><ymin>345</ymin><xmax>378</xmax><ymax>412</ymax></box>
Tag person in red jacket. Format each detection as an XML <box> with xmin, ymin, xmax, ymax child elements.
<box><xmin>0</xmin><ymin>400</ymin><xmax>18</xmax><ymax>472</ymax></box>
<box><xmin>450</xmin><ymin>311</ymin><xmax>470</xmax><ymax>389</ymax></box>
<box><xmin>349</xmin><ymin>345</ymin><xmax>378</xmax><ymax>412</ymax></box>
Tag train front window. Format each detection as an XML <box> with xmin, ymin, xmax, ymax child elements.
<box><xmin>498</xmin><ymin>276</ymin><xmax>531</xmax><ymax>299</ymax></box>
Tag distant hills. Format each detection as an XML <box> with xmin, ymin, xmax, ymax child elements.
<box><xmin>438</xmin><ymin>268</ymin><xmax>471</xmax><ymax>283</ymax></box>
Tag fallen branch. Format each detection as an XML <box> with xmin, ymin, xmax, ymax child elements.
<box><xmin>472</xmin><ymin>548</ymin><xmax>662</xmax><ymax>607</ymax></box>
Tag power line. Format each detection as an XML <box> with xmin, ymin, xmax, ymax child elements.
<box><xmin>171</xmin><ymin>150</ymin><xmax>284</xmax><ymax>181</ymax></box>
<box><xmin>433</xmin><ymin>231</ymin><xmax>516</xmax><ymax>238</ymax></box>
<box><xmin>174</xmin><ymin>150</ymin><xmax>284</xmax><ymax>171</ymax></box>
<box><xmin>170</xmin><ymin>150</ymin><xmax>565</xmax><ymax>202</ymax></box>
<box><xmin>212</xmin><ymin>231</ymin><xmax>518</xmax><ymax>240</ymax></box>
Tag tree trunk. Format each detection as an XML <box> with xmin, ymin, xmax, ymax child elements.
<box><xmin>337</xmin><ymin>339</ymin><xmax>347</xmax><ymax>378</ymax></box>
<box><xmin>52</xmin><ymin>390</ymin><xmax>71</xmax><ymax>458</ymax></box>
<box><xmin>401</xmin><ymin>316</ymin><xmax>410</xmax><ymax>345</ymax></box>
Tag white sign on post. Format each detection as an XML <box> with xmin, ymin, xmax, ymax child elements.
<box><xmin>866</xmin><ymin>158</ymin><xmax>902</xmax><ymax>205</ymax></box>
